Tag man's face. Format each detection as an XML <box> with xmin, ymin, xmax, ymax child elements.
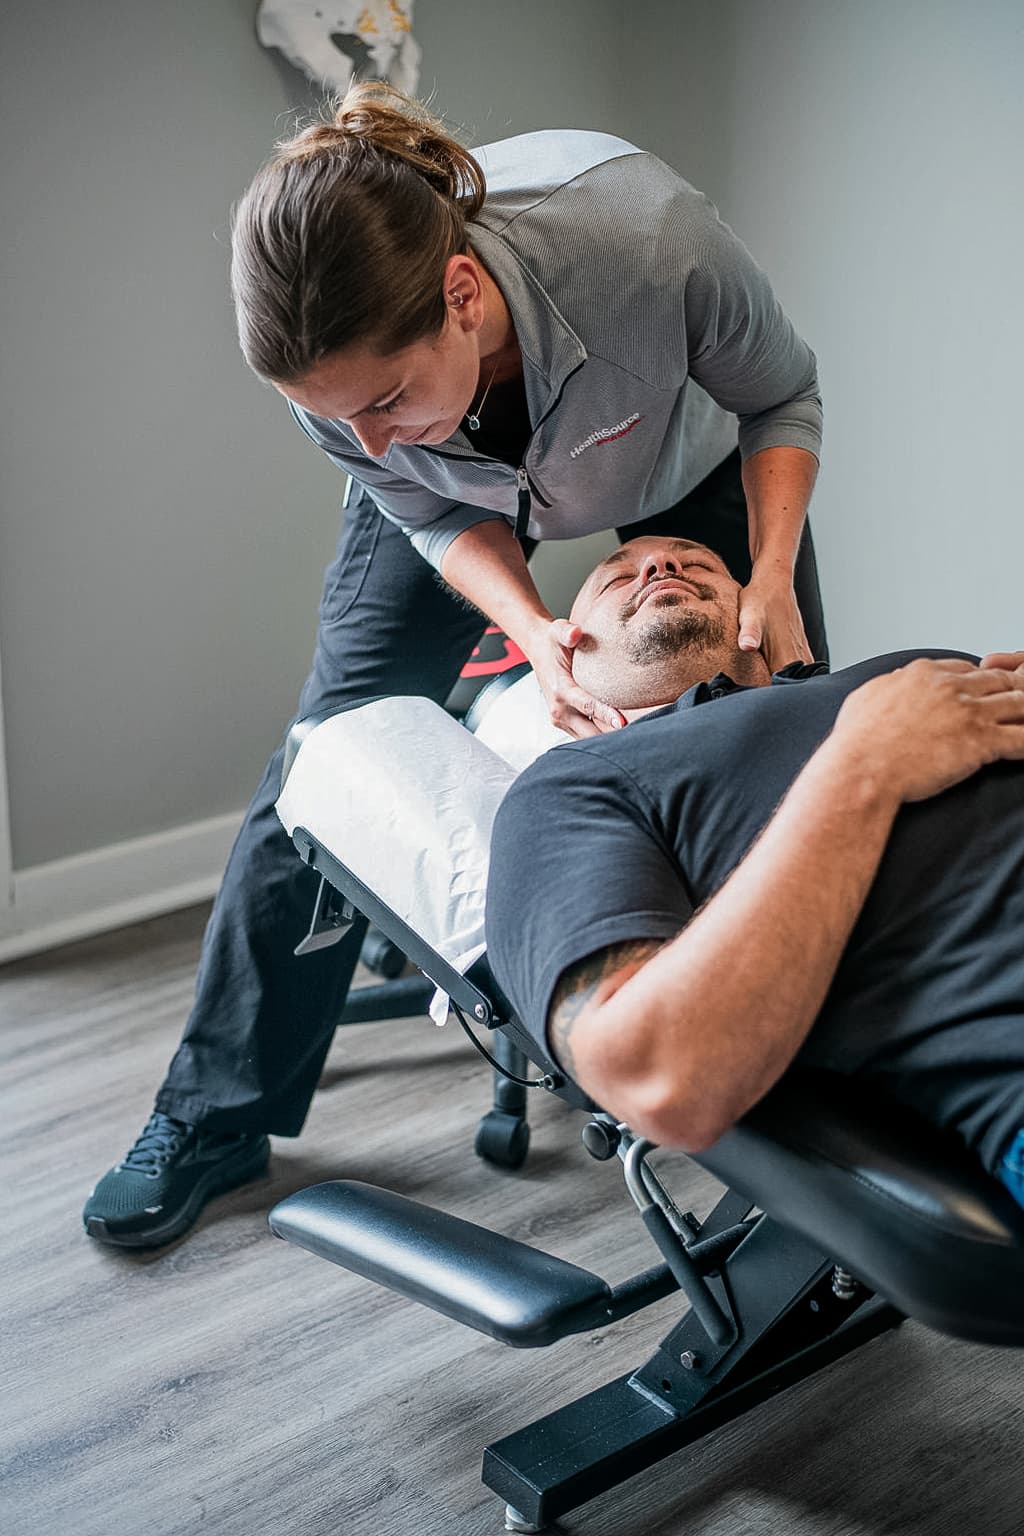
<box><xmin>570</xmin><ymin>537</ymin><xmax>743</xmax><ymax>708</ymax></box>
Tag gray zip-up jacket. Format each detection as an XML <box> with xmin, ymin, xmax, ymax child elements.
<box><xmin>290</xmin><ymin>130</ymin><xmax>822</xmax><ymax>570</ymax></box>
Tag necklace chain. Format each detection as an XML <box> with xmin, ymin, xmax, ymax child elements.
<box><xmin>465</xmin><ymin>362</ymin><xmax>499</xmax><ymax>432</ymax></box>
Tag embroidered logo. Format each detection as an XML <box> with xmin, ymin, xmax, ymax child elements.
<box><xmin>570</xmin><ymin>413</ymin><xmax>642</xmax><ymax>459</ymax></box>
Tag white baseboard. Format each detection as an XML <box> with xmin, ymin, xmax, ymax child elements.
<box><xmin>0</xmin><ymin>810</ymin><xmax>244</xmax><ymax>964</ymax></box>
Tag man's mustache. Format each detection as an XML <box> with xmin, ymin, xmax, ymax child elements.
<box><xmin>620</xmin><ymin>576</ymin><xmax>717</xmax><ymax>622</ymax></box>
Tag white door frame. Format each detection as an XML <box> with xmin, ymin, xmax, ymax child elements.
<box><xmin>0</xmin><ymin>639</ymin><xmax>15</xmax><ymax>939</ymax></box>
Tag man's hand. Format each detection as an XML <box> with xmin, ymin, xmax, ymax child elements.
<box><xmin>737</xmin><ymin>576</ymin><xmax>812</xmax><ymax>671</ymax></box>
<box><xmin>530</xmin><ymin>618</ymin><xmax>626</xmax><ymax>738</ymax></box>
<box><xmin>981</xmin><ymin>651</ymin><xmax>1024</xmax><ymax>676</ymax></box>
<box><xmin>829</xmin><ymin>657</ymin><xmax>1024</xmax><ymax>805</ymax></box>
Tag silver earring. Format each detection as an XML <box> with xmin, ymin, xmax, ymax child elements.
<box><xmin>449</xmin><ymin>291</ymin><xmax>464</xmax><ymax>307</ymax></box>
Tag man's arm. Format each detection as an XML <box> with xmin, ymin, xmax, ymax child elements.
<box><xmin>547</xmin><ymin>659</ymin><xmax>1024</xmax><ymax>1150</ymax></box>
<box><xmin>549</xmin><ymin>939</ymin><xmax>667</xmax><ymax>1081</ymax></box>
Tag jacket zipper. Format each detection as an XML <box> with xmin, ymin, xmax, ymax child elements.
<box><xmin>422</xmin><ymin>355</ymin><xmax>586</xmax><ymax>540</ymax></box>
<box><xmin>514</xmin><ymin>466</ymin><xmax>531</xmax><ymax>540</ymax></box>
<box><xmin>511</xmin><ymin>356</ymin><xmax>585</xmax><ymax>537</ymax></box>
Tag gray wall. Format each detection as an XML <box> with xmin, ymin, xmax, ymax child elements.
<box><xmin>0</xmin><ymin>0</ymin><xmax>624</xmax><ymax>869</ymax></box>
<box><xmin>1</xmin><ymin>1</ymin><xmax>337</xmax><ymax>866</ymax></box>
<box><xmin>2</xmin><ymin>0</ymin><xmax>1021</xmax><ymax>877</ymax></box>
<box><xmin>630</xmin><ymin>0</ymin><xmax>1024</xmax><ymax>667</ymax></box>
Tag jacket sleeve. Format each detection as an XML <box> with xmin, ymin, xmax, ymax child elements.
<box><xmin>288</xmin><ymin>403</ymin><xmax>510</xmax><ymax>568</ymax></box>
<box><xmin>675</xmin><ymin>196</ymin><xmax>823</xmax><ymax>463</ymax></box>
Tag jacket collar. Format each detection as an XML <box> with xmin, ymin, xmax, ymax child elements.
<box><xmin>467</xmin><ymin>224</ymin><xmax>588</xmax><ymax>424</ymax></box>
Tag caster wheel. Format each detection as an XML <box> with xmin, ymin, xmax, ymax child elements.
<box><xmin>475</xmin><ymin>1110</ymin><xmax>530</xmax><ymax>1169</ymax></box>
<box><xmin>359</xmin><ymin>929</ymin><xmax>407</xmax><ymax>980</ymax></box>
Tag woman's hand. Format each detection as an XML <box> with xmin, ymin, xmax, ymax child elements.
<box><xmin>737</xmin><ymin>575</ymin><xmax>813</xmax><ymax>672</ymax></box>
<box><xmin>439</xmin><ymin>522</ymin><xmax>624</xmax><ymax>737</ymax></box>
<box><xmin>530</xmin><ymin>618</ymin><xmax>626</xmax><ymax>738</ymax></box>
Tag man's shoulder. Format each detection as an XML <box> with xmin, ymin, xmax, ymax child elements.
<box><xmin>493</xmin><ymin>735</ymin><xmax>645</xmax><ymax>836</ymax></box>
<box><xmin>826</xmin><ymin>649</ymin><xmax>981</xmax><ymax>686</ymax></box>
<box><xmin>499</xmin><ymin>735</ymin><xmax>620</xmax><ymax>799</ymax></box>
<box><xmin>496</xmin><ymin>648</ymin><xmax>985</xmax><ymax>828</ymax></box>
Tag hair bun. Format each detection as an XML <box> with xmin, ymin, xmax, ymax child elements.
<box><xmin>279</xmin><ymin>80</ymin><xmax>484</xmax><ymax>214</ymax></box>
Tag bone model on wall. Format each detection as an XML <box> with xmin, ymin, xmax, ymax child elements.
<box><xmin>257</xmin><ymin>0</ymin><xmax>420</xmax><ymax>93</ymax></box>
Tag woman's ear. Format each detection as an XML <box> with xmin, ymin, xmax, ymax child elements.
<box><xmin>443</xmin><ymin>253</ymin><xmax>484</xmax><ymax>328</ymax></box>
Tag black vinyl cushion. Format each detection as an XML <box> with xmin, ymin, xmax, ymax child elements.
<box><xmin>269</xmin><ymin>1180</ymin><xmax>612</xmax><ymax>1347</ymax></box>
<box><xmin>268</xmin><ymin>1076</ymin><xmax>1024</xmax><ymax>1351</ymax></box>
<box><xmin>460</xmin><ymin>662</ymin><xmax>532</xmax><ymax>734</ymax></box>
<box><xmin>699</xmin><ymin>1069</ymin><xmax>1024</xmax><ymax>1346</ymax></box>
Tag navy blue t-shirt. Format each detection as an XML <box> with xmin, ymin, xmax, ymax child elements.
<box><xmin>485</xmin><ymin>651</ymin><xmax>1024</xmax><ymax>1174</ymax></box>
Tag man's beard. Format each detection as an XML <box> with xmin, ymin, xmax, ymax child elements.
<box><xmin>622</xmin><ymin>598</ymin><xmax>726</xmax><ymax>664</ymax></box>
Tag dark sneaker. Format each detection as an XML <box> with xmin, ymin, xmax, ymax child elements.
<box><xmin>83</xmin><ymin>1111</ymin><xmax>270</xmax><ymax>1248</ymax></box>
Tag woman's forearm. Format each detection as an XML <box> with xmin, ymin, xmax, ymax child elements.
<box><xmin>741</xmin><ymin>445</ymin><xmax>818</xmax><ymax>578</ymax></box>
<box><xmin>438</xmin><ymin>519</ymin><xmax>554</xmax><ymax>656</ymax></box>
<box><xmin>737</xmin><ymin>445</ymin><xmax>821</xmax><ymax>664</ymax></box>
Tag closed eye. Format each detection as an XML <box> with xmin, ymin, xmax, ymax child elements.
<box><xmin>600</xmin><ymin>561</ymin><xmax>713</xmax><ymax>593</ymax></box>
<box><xmin>365</xmin><ymin>392</ymin><xmax>405</xmax><ymax>416</ymax></box>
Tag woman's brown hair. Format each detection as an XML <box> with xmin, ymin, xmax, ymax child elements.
<box><xmin>231</xmin><ymin>82</ymin><xmax>486</xmax><ymax>383</ymax></box>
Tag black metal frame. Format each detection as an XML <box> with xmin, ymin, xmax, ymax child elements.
<box><xmin>272</xmin><ymin>1088</ymin><xmax>906</xmax><ymax>1530</ymax></box>
<box><xmin>291</xmin><ymin>830</ymin><xmax>536</xmax><ymax>1166</ymax></box>
<box><xmin>284</xmin><ymin>828</ymin><xmax>908</xmax><ymax>1529</ymax></box>
<box><xmin>293</xmin><ymin>830</ymin><xmax>496</xmax><ymax>1021</ymax></box>
<box><xmin>483</xmin><ymin>1183</ymin><xmax>902</xmax><ymax>1527</ymax></box>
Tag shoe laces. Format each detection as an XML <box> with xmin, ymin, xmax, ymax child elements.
<box><xmin>118</xmin><ymin>1112</ymin><xmax>192</xmax><ymax>1176</ymax></box>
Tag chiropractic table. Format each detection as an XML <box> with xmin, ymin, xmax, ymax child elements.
<box><xmin>268</xmin><ymin>678</ymin><xmax>1024</xmax><ymax>1532</ymax></box>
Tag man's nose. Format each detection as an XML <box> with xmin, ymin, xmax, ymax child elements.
<box><xmin>640</xmin><ymin>553</ymin><xmax>680</xmax><ymax>584</ymax></box>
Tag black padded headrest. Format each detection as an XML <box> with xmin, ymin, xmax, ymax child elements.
<box><xmin>461</xmin><ymin>662</ymin><xmax>532</xmax><ymax>734</ymax></box>
<box><xmin>699</xmin><ymin>1069</ymin><xmax>1024</xmax><ymax>1346</ymax></box>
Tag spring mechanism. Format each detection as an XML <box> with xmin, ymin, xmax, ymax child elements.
<box><xmin>832</xmin><ymin>1265</ymin><xmax>858</xmax><ymax>1301</ymax></box>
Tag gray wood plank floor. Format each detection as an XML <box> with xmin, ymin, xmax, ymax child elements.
<box><xmin>2</xmin><ymin>905</ymin><xmax>1023</xmax><ymax>1536</ymax></box>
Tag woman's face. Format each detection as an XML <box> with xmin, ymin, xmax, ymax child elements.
<box><xmin>274</xmin><ymin>312</ymin><xmax>481</xmax><ymax>459</ymax></box>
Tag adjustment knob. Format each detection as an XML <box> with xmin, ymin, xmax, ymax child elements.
<box><xmin>582</xmin><ymin>1120</ymin><xmax>620</xmax><ymax>1161</ymax></box>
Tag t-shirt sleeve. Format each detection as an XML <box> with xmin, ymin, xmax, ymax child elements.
<box><xmin>485</xmin><ymin>743</ymin><xmax>693</xmax><ymax>1066</ymax></box>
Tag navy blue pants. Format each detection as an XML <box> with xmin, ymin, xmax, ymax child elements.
<box><xmin>155</xmin><ymin>452</ymin><xmax>827</xmax><ymax>1136</ymax></box>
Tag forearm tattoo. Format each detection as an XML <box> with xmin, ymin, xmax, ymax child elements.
<box><xmin>548</xmin><ymin>938</ymin><xmax>664</xmax><ymax>1079</ymax></box>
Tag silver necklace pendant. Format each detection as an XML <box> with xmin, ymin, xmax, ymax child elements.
<box><xmin>465</xmin><ymin>362</ymin><xmax>498</xmax><ymax>435</ymax></box>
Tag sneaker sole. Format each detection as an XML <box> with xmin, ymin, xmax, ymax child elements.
<box><xmin>84</xmin><ymin>1136</ymin><xmax>271</xmax><ymax>1249</ymax></box>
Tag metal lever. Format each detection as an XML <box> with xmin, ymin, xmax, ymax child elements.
<box><xmin>624</xmin><ymin>1139</ymin><xmax>736</xmax><ymax>1348</ymax></box>
<box><xmin>294</xmin><ymin>874</ymin><xmax>355</xmax><ymax>956</ymax></box>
